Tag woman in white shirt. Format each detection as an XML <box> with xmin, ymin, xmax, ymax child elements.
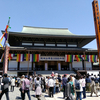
<box><xmin>11</xmin><ymin>77</ymin><xmax>15</xmax><ymax>92</ymax></box>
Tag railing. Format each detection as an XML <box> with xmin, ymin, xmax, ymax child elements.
<box><xmin>20</xmin><ymin>68</ymin><xmax>32</xmax><ymax>70</ymax></box>
<box><xmin>8</xmin><ymin>68</ymin><xmax>32</xmax><ymax>71</ymax></box>
<box><xmin>72</xmin><ymin>68</ymin><xmax>77</xmax><ymax>73</ymax></box>
<box><xmin>8</xmin><ymin>68</ymin><xmax>17</xmax><ymax>70</ymax></box>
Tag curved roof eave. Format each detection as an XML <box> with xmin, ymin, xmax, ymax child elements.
<box><xmin>21</xmin><ymin>26</ymin><xmax>75</xmax><ymax>36</ymax></box>
<box><xmin>1</xmin><ymin>30</ymin><xmax>96</xmax><ymax>39</ymax></box>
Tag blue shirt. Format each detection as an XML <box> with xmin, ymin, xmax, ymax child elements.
<box><xmin>86</xmin><ymin>78</ymin><xmax>91</xmax><ymax>83</ymax></box>
<box><xmin>62</xmin><ymin>77</ymin><xmax>67</xmax><ymax>86</ymax></box>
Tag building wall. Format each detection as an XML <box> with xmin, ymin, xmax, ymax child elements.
<box><xmin>7</xmin><ymin>71</ymin><xmax>17</xmax><ymax>76</ymax></box>
<box><xmin>20</xmin><ymin>61</ymin><xmax>32</xmax><ymax>70</ymax></box>
<box><xmin>8</xmin><ymin>58</ymin><xmax>92</xmax><ymax>71</ymax></box>
<box><xmin>8</xmin><ymin>61</ymin><xmax>18</xmax><ymax>70</ymax></box>
<box><xmin>86</xmin><ymin>62</ymin><xmax>92</xmax><ymax>70</ymax></box>
<box><xmin>72</xmin><ymin>61</ymin><xmax>83</xmax><ymax>70</ymax></box>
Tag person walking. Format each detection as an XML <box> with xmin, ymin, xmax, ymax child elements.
<box><xmin>65</xmin><ymin>77</ymin><xmax>74</xmax><ymax>100</ymax></box>
<box><xmin>19</xmin><ymin>75</ymin><xmax>25</xmax><ymax>99</ymax></box>
<box><xmin>62</xmin><ymin>74</ymin><xmax>67</xmax><ymax>99</ymax></box>
<box><xmin>10</xmin><ymin>77</ymin><xmax>15</xmax><ymax>92</ymax></box>
<box><xmin>55</xmin><ymin>78</ymin><xmax>59</xmax><ymax>93</ymax></box>
<box><xmin>86</xmin><ymin>75</ymin><xmax>91</xmax><ymax>92</ymax></box>
<box><xmin>90</xmin><ymin>78</ymin><xmax>98</xmax><ymax>97</ymax></box>
<box><xmin>48</xmin><ymin>77</ymin><xmax>55</xmax><ymax>97</ymax></box>
<box><xmin>81</xmin><ymin>76</ymin><xmax>86</xmax><ymax>99</ymax></box>
<box><xmin>58</xmin><ymin>75</ymin><xmax>61</xmax><ymax>92</ymax></box>
<box><xmin>22</xmin><ymin>75</ymin><xmax>31</xmax><ymax>100</ymax></box>
<box><xmin>0</xmin><ymin>73</ymin><xmax>9</xmax><ymax>100</ymax></box>
<box><xmin>75</xmin><ymin>75</ymin><xmax>83</xmax><ymax>100</ymax></box>
<box><xmin>35</xmin><ymin>77</ymin><xmax>42</xmax><ymax>100</ymax></box>
<box><xmin>69</xmin><ymin>75</ymin><xmax>75</xmax><ymax>96</ymax></box>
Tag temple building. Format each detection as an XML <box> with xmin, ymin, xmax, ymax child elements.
<box><xmin>0</xmin><ymin>26</ymin><xmax>98</xmax><ymax>76</ymax></box>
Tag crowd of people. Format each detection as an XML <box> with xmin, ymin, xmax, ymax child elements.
<box><xmin>0</xmin><ymin>72</ymin><xmax>100</xmax><ymax>100</ymax></box>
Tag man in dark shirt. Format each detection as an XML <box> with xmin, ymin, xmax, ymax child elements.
<box><xmin>86</xmin><ymin>75</ymin><xmax>91</xmax><ymax>92</ymax></box>
<box><xmin>62</xmin><ymin>74</ymin><xmax>67</xmax><ymax>99</ymax></box>
<box><xmin>0</xmin><ymin>73</ymin><xmax>9</xmax><ymax>100</ymax></box>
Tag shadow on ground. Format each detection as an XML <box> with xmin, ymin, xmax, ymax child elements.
<box><xmin>16</xmin><ymin>96</ymin><xmax>22</xmax><ymax>99</ymax></box>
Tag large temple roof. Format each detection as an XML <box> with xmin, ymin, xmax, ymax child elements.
<box><xmin>22</xmin><ymin>26</ymin><xmax>75</xmax><ymax>36</ymax></box>
<box><xmin>1</xmin><ymin>26</ymin><xmax>96</xmax><ymax>48</ymax></box>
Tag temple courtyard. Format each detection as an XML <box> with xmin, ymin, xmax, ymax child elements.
<box><xmin>1</xmin><ymin>87</ymin><xmax>100</xmax><ymax>100</ymax></box>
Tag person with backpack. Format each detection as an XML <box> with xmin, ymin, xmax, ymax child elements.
<box><xmin>19</xmin><ymin>75</ymin><xmax>25</xmax><ymax>99</ymax></box>
<box><xmin>65</xmin><ymin>77</ymin><xmax>74</xmax><ymax>100</ymax></box>
<box><xmin>69</xmin><ymin>75</ymin><xmax>75</xmax><ymax>96</ymax></box>
<box><xmin>0</xmin><ymin>73</ymin><xmax>9</xmax><ymax>100</ymax></box>
<box><xmin>75</xmin><ymin>75</ymin><xmax>83</xmax><ymax>100</ymax></box>
<box><xmin>22</xmin><ymin>75</ymin><xmax>31</xmax><ymax>100</ymax></box>
<box><xmin>62</xmin><ymin>74</ymin><xmax>67</xmax><ymax>99</ymax></box>
<box><xmin>55</xmin><ymin>78</ymin><xmax>59</xmax><ymax>93</ymax></box>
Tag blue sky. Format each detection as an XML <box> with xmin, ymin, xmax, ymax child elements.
<box><xmin>0</xmin><ymin>0</ymin><xmax>99</xmax><ymax>49</ymax></box>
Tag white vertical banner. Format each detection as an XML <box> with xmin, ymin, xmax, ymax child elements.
<box><xmin>69</xmin><ymin>63</ymin><xmax>71</xmax><ymax>71</ymax></box>
<box><xmin>58</xmin><ymin>63</ymin><xmax>61</xmax><ymax>70</ymax></box>
<box><xmin>33</xmin><ymin>63</ymin><xmax>35</xmax><ymax>70</ymax></box>
<box><xmin>45</xmin><ymin>63</ymin><xmax>48</xmax><ymax>70</ymax></box>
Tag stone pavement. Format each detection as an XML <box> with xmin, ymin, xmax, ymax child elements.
<box><xmin>1</xmin><ymin>87</ymin><xmax>100</xmax><ymax>100</ymax></box>
<box><xmin>44</xmin><ymin>91</ymin><xmax>100</xmax><ymax>100</ymax></box>
<box><xmin>1</xmin><ymin>87</ymin><xmax>45</xmax><ymax>100</ymax></box>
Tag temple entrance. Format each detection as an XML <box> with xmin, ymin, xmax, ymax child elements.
<box><xmin>18</xmin><ymin>72</ymin><xmax>33</xmax><ymax>76</ymax></box>
<box><xmin>61</xmin><ymin>62</ymin><xmax>69</xmax><ymax>71</ymax></box>
<box><xmin>48</xmin><ymin>61</ymin><xmax>57</xmax><ymax>71</ymax></box>
<box><xmin>35</xmin><ymin>62</ymin><xmax>44</xmax><ymax>71</ymax></box>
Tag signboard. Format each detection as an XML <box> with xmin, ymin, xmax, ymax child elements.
<box><xmin>40</xmin><ymin>56</ymin><xmax>65</xmax><ymax>61</ymax></box>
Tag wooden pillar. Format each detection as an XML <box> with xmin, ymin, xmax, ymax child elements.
<box><xmin>32</xmin><ymin>62</ymin><xmax>33</xmax><ymax>70</ymax></box>
<box><xmin>17</xmin><ymin>62</ymin><xmax>20</xmax><ymax>70</ymax></box>
<box><xmin>83</xmin><ymin>52</ymin><xmax>86</xmax><ymax>70</ymax></box>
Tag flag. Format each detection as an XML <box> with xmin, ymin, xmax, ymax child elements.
<box><xmin>75</xmin><ymin>55</ymin><xmax>83</xmax><ymax>62</ymax></box>
<box><xmin>25</xmin><ymin>54</ymin><xmax>30</xmax><ymax>61</ymax></box>
<box><xmin>9</xmin><ymin>54</ymin><xmax>12</xmax><ymax>61</ymax></box>
<box><xmin>85</xmin><ymin>55</ymin><xmax>97</xmax><ymax>62</ymax></box>
<box><xmin>13</xmin><ymin>54</ymin><xmax>17</xmax><ymax>56</ymax></box>
<box><xmin>30</xmin><ymin>54</ymin><xmax>40</xmax><ymax>62</ymax></box>
<box><xmin>90</xmin><ymin>55</ymin><xmax>97</xmax><ymax>62</ymax></box>
<box><xmin>20</xmin><ymin>54</ymin><xmax>25</xmax><ymax>62</ymax></box>
<box><xmin>65</xmin><ymin>55</ymin><xmax>74</xmax><ymax>62</ymax></box>
<box><xmin>3</xmin><ymin>17</ymin><xmax>11</xmax><ymax>47</ymax></box>
<box><xmin>85</xmin><ymin>55</ymin><xmax>91</xmax><ymax>62</ymax></box>
<box><xmin>16</xmin><ymin>54</ymin><xmax>21</xmax><ymax>62</ymax></box>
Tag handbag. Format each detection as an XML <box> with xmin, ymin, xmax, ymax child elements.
<box><xmin>4</xmin><ymin>84</ymin><xmax>9</xmax><ymax>90</ymax></box>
